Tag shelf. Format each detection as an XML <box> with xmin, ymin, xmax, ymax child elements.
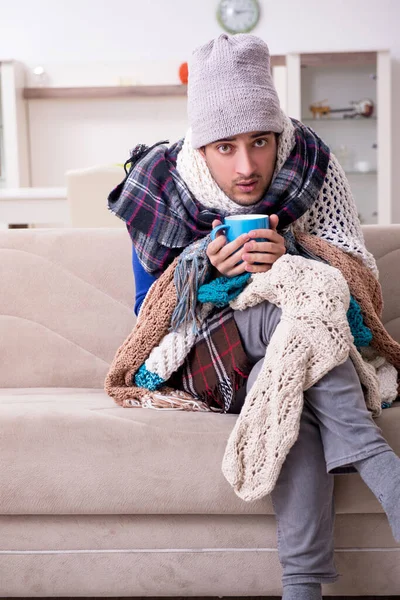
<box><xmin>24</xmin><ymin>54</ymin><xmax>376</xmax><ymax>101</ymax></box>
<box><xmin>345</xmin><ymin>170</ymin><xmax>377</xmax><ymax>175</ymax></box>
<box><xmin>22</xmin><ymin>56</ymin><xmax>287</xmax><ymax>100</ymax></box>
<box><xmin>23</xmin><ymin>84</ymin><xmax>188</xmax><ymax>100</ymax></box>
<box><xmin>302</xmin><ymin>117</ymin><xmax>377</xmax><ymax>123</ymax></box>
<box><xmin>300</xmin><ymin>51</ymin><xmax>377</xmax><ymax>67</ymax></box>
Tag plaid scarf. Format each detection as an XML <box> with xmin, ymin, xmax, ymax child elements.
<box><xmin>108</xmin><ymin>119</ymin><xmax>330</xmax><ymax>277</ymax></box>
<box><xmin>169</xmin><ymin>306</ymin><xmax>253</xmax><ymax>412</ymax></box>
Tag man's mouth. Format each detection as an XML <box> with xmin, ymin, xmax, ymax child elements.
<box><xmin>236</xmin><ymin>180</ymin><xmax>258</xmax><ymax>193</ymax></box>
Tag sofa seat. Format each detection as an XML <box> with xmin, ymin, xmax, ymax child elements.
<box><xmin>1</xmin><ymin>387</ymin><xmax>399</xmax><ymax>516</ymax></box>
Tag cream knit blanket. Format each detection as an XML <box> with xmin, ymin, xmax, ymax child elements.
<box><xmin>105</xmin><ymin>249</ymin><xmax>394</xmax><ymax>500</ymax></box>
<box><xmin>221</xmin><ymin>254</ymin><xmax>382</xmax><ymax>502</ymax></box>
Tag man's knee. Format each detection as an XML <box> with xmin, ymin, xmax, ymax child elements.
<box><xmin>234</xmin><ymin>301</ymin><xmax>282</xmax><ymax>363</ymax></box>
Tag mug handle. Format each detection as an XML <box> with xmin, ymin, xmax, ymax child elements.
<box><xmin>210</xmin><ymin>224</ymin><xmax>230</xmax><ymax>241</ymax></box>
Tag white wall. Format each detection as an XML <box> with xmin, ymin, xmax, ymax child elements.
<box><xmin>28</xmin><ymin>96</ymin><xmax>188</xmax><ymax>185</ymax></box>
<box><xmin>0</xmin><ymin>0</ymin><xmax>399</xmax><ymax>219</ymax></box>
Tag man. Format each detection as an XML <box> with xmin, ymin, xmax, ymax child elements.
<box><xmin>109</xmin><ymin>34</ymin><xmax>400</xmax><ymax>600</ymax></box>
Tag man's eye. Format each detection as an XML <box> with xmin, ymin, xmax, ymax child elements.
<box><xmin>254</xmin><ymin>139</ymin><xmax>267</xmax><ymax>147</ymax></box>
<box><xmin>217</xmin><ymin>144</ymin><xmax>232</xmax><ymax>154</ymax></box>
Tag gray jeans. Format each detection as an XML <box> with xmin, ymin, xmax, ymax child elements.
<box><xmin>232</xmin><ymin>301</ymin><xmax>391</xmax><ymax>586</ymax></box>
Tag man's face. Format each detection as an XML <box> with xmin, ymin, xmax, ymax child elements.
<box><xmin>199</xmin><ymin>131</ymin><xmax>278</xmax><ymax>206</ymax></box>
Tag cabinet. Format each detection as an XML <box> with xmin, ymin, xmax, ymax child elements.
<box><xmin>273</xmin><ymin>51</ymin><xmax>391</xmax><ymax>225</ymax></box>
<box><xmin>0</xmin><ymin>60</ymin><xmax>30</xmax><ymax>188</ymax></box>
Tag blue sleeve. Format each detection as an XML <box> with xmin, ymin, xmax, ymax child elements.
<box><xmin>132</xmin><ymin>246</ymin><xmax>158</xmax><ymax>316</ymax></box>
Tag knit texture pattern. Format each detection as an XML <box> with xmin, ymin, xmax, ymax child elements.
<box><xmin>347</xmin><ymin>296</ymin><xmax>373</xmax><ymax>347</ymax></box>
<box><xmin>222</xmin><ymin>255</ymin><xmax>382</xmax><ymax>501</ymax></box>
<box><xmin>297</xmin><ymin>232</ymin><xmax>400</xmax><ymax>374</ymax></box>
<box><xmin>133</xmin><ymin>287</ymin><xmax>378</xmax><ymax>397</ymax></box>
<box><xmin>144</xmin><ymin>303</ymin><xmax>213</xmax><ymax>382</ymax></box>
<box><xmin>104</xmin><ymin>256</ymin><xmax>211</xmax><ymax>411</ymax></box>
<box><xmin>361</xmin><ymin>346</ymin><xmax>400</xmax><ymax>407</ymax></box>
<box><xmin>105</xmin><ymin>239</ymin><xmax>400</xmax><ymax>498</ymax></box>
<box><xmin>293</xmin><ymin>152</ymin><xmax>378</xmax><ymax>277</ymax></box>
<box><xmin>177</xmin><ymin>114</ymin><xmax>378</xmax><ymax>278</ymax></box>
<box><xmin>135</xmin><ymin>365</ymin><xmax>164</xmax><ymax>391</ymax></box>
<box><xmin>188</xmin><ymin>33</ymin><xmax>283</xmax><ymax>148</ymax></box>
<box><xmin>198</xmin><ymin>273</ymin><xmax>251</xmax><ymax>307</ymax></box>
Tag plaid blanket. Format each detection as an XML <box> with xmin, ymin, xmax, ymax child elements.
<box><xmin>107</xmin><ymin>119</ymin><xmax>330</xmax><ymax>277</ymax></box>
<box><xmin>169</xmin><ymin>306</ymin><xmax>253</xmax><ymax>412</ymax></box>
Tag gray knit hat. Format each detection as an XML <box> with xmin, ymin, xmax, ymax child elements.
<box><xmin>188</xmin><ymin>33</ymin><xmax>284</xmax><ymax>149</ymax></box>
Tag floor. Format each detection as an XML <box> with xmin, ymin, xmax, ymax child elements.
<box><xmin>5</xmin><ymin>597</ymin><xmax>400</xmax><ymax>599</ymax></box>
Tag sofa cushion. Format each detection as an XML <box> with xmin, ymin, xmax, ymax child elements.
<box><xmin>362</xmin><ymin>225</ymin><xmax>400</xmax><ymax>342</ymax></box>
<box><xmin>0</xmin><ymin>229</ymin><xmax>135</xmax><ymax>388</ymax></box>
<box><xmin>1</xmin><ymin>388</ymin><xmax>399</xmax><ymax>516</ymax></box>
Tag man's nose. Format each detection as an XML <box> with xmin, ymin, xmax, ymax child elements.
<box><xmin>235</xmin><ymin>149</ymin><xmax>255</xmax><ymax>177</ymax></box>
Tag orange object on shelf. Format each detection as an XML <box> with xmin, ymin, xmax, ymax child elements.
<box><xmin>179</xmin><ymin>62</ymin><xmax>188</xmax><ymax>84</ymax></box>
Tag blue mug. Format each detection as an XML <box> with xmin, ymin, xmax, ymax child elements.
<box><xmin>210</xmin><ymin>214</ymin><xmax>270</xmax><ymax>243</ymax></box>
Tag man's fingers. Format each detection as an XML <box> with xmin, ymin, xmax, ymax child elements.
<box><xmin>269</xmin><ymin>214</ymin><xmax>279</xmax><ymax>230</ymax></box>
<box><xmin>207</xmin><ymin>239</ymin><xmax>248</xmax><ymax>276</ymax></box>
<box><xmin>219</xmin><ymin>234</ymin><xmax>251</xmax><ymax>261</ymax></box>
<box><xmin>220</xmin><ymin>247</ymin><xmax>247</xmax><ymax>272</ymax></box>
<box><xmin>247</xmin><ymin>228</ymin><xmax>280</xmax><ymax>242</ymax></box>
<box><xmin>208</xmin><ymin>220</ymin><xmax>280</xmax><ymax>277</ymax></box>
<box><xmin>208</xmin><ymin>232</ymin><xmax>250</xmax><ymax>259</ymax></box>
<box><xmin>207</xmin><ymin>234</ymin><xmax>227</xmax><ymax>256</ymax></box>
<box><xmin>245</xmin><ymin>263</ymin><xmax>272</xmax><ymax>273</ymax></box>
<box><xmin>228</xmin><ymin>262</ymin><xmax>248</xmax><ymax>277</ymax></box>
<box><xmin>242</xmin><ymin>252</ymin><xmax>275</xmax><ymax>265</ymax></box>
<box><xmin>243</xmin><ymin>240</ymin><xmax>279</xmax><ymax>254</ymax></box>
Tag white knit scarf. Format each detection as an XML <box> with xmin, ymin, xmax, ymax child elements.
<box><xmin>176</xmin><ymin>111</ymin><xmax>379</xmax><ymax>277</ymax></box>
<box><xmin>176</xmin><ymin>112</ymin><xmax>295</xmax><ymax>216</ymax></box>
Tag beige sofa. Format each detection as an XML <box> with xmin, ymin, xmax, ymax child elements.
<box><xmin>0</xmin><ymin>225</ymin><xmax>399</xmax><ymax>598</ymax></box>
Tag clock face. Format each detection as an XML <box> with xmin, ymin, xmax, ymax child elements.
<box><xmin>217</xmin><ymin>0</ymin><xmax>260</xmax><ymax>34</ymax></box>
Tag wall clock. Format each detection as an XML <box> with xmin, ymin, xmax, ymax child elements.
<box><xmin>217</xmin><ymin>0</ymin><xmax>260</xmax><ymax>35</ymax></box>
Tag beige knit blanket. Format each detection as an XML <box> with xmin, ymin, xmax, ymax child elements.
<box><xmin>105</xmin><ymin>235</ymin><xmax>400</xmax><ymax>501</ymax></box>
<box><xmin>297</xmin><ymin>232</ymin><xmax>400</xmax><ymax>373</ymax></box>
<box><xmin>222</xmin><ymin>255</ymin><xmax>382</xmax><ymax>501</ymax></box>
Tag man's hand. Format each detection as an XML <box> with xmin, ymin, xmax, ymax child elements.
<box><xmin>206</xmin><ymin>214</ymin><xmax>286</xmax><ymax>277</ymax></box>
<box><xmin>206</xmin><ymin>222</ymin><xmax>250</xmax><ymax>277</ymax></box>
<box><xmin>241</xmin><ymin>214</ymin><xmax>286</xmax><ymax>273</ymax></box>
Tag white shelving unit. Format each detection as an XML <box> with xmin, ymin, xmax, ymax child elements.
<box><xmin>274</xmin><ymin>51</ymin><xmax>392</xmax><ymax>225</ymax></box>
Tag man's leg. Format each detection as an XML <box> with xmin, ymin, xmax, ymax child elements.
<box><xmin>354</xmin><ymin>451</ymin><xmax>400</xmax><ymax>543</ymax></box>
<box><xmin>247</xmin><ymin>358</ymin><xmax>338</xmax><ymax>591</ymax></box>
<box><xmin>234</xmin><ymin>303</ymin><xmax>339</xmax><ymax>593</ymax></box>
<box><xmin>271</xmin><ymin>400</ymin><xmax>339</xmax><ymax>589</ymax></box>
<box><xmin>304</xmin><ymin>356</ymin><xmax>400</xmax><ymax>542</ymax></box>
